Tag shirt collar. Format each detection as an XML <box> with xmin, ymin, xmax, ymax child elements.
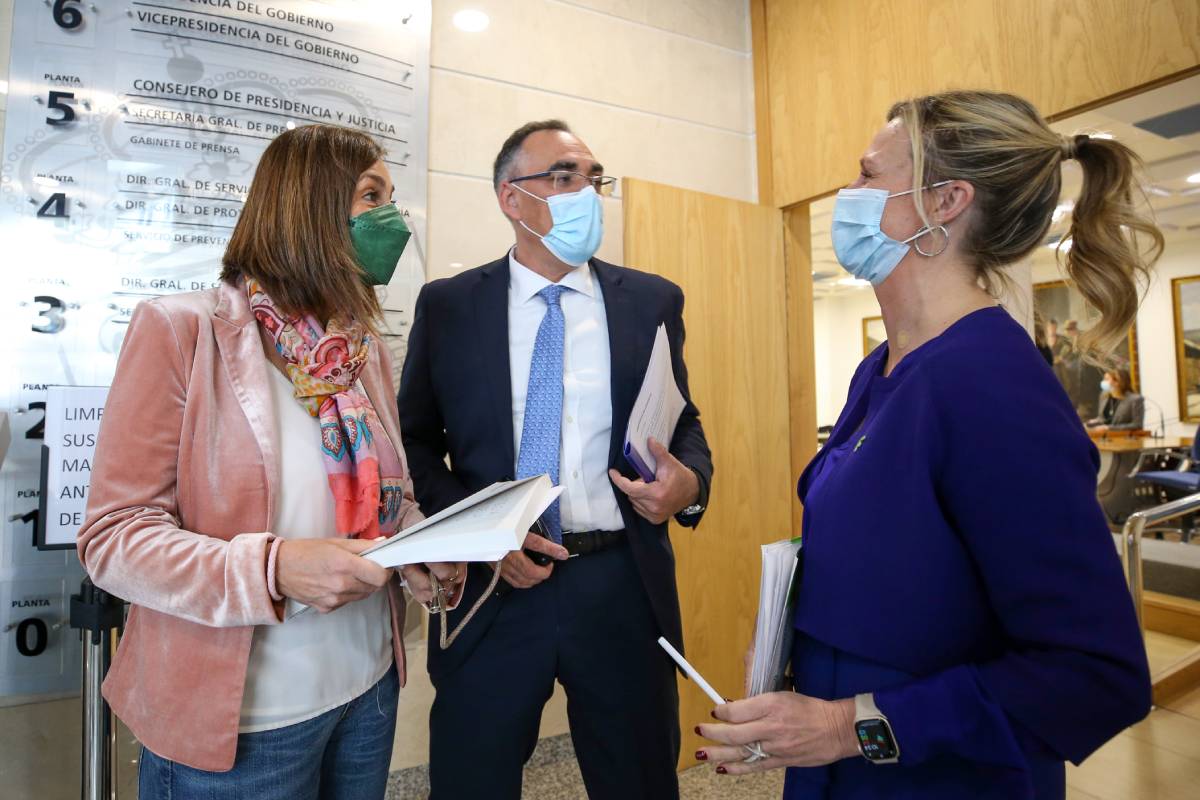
<box><xmin>508</xmin><ymin>246</ymin><xmax>595</xmax><ymax>303</ymax></box>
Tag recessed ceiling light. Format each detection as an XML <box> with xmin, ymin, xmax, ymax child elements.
<box><xmin>1187</xmin><ymin>172</ymin><xmax>1200</xmax><ymax>184</ymax></box>
<box><xmin>452</xmin><ymin>9</ymin><xmax>489</xmax><ymax>32</ymax></box>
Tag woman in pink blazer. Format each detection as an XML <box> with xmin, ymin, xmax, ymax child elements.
<box><xmin>78</xmin><ymin>124</ymin><xmax>465</xmax><ymax>799</ymax></box>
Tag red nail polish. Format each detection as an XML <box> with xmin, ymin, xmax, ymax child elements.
<box><xmin>694</xmin><ymin>750</ymin><xmax>707</xmax><ymax>761</ymax></box>
<box><xmin>693</xmin><ymin>725</ymin><xmax>702</xmax><ymax>735</ymax></box>
<box><xmin>710</xmin><ymin>710</ymin><xmax>717</xmax><ymax>719</ymax></box>
<box><xmin>716</xmin><ymin>766</ymin><xmax>727</xmax><ymax>775</ymax></box>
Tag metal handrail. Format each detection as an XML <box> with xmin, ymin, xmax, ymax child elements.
<box><xmin>1120</xmin><ymin>491</ymin><xmax>1200</xmax><ymax>630</ymax></box>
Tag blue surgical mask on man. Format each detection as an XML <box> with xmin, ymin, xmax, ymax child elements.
<box><xmin>830</xmin><ymin>181</ymin><xmax>952</xmax><ymax>285</ymax></box>
<box><xmin>514</xmin><ymin>183</ymin><xmax>604</xmax><ymax>267</ymax></box>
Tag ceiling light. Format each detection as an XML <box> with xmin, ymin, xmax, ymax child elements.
<box><xmin>1187</xmin><ymin>172</ymin><xmax>1200</xmax><ymax>184</ymax></box>
<box><xmin>452</xmin><ymin>9</ymin><xmax>489</xmax><ymax>32</ymax></box>
<box><xmin>1090</xmin><ymin>132</ymin><xmax>1114</xmax><ymax>140</ymax></box>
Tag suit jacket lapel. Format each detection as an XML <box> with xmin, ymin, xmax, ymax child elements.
<box><xmin>212</xmin><ymin>281</ymin><xmax>280</xmax><ymax>527</ymax></box>
<box><xmin>594</xmin><ymin>260</ymin><xmax>644</xmax><ymax>470</ymax></box>
<box><xmin>472</xmin><ymin>257</ymin><xmax>516</xmax><ymax>473</ymax></box>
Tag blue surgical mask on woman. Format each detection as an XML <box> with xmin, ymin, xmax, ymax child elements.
<box><xmin>514</xmin><ymin>184</ymin><xmax>604</xmax><ymax>267</ymax></box>
<box><xmin>1101</xmin><ymin>379</ymin><xmax>1113</xmax><ymax>394</ymax></box>
<box><xmin>831</xmin><ymin>181</ymin><xmax>952</xmax><ymax>285</ymax></box>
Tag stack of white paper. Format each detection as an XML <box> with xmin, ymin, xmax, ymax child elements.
<box><xmin>362</xmin><ymin>475</ymin><xmax>562</xmax><ymax>567</ymax></box>
<box><xmin>623</xmin><ymin>324</ymin><xmax>687</xmax><ymax>482</ymax></box>
<box><xmin>748</xmin><ymin>539</ymin><xmax>803</xmax><ymax>696</ymax></box>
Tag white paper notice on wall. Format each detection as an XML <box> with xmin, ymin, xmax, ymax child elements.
<box><xmin>38</xmin><ymin>386</ymin><xmax>110</xmax><ymax>550</ymax></box>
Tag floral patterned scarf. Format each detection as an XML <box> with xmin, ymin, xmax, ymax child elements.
<box><xmin>248</xmin><ymin>279</ymin><xmax>405</xmax><ymax>538</ymax></box>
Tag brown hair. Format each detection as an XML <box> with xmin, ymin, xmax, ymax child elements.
<box><xmin>221</xmin><ymin>124</ymin><xmax>384</xmax><ymax>327</ymax></box>
<box><xmin>1107</xmin><ymin>368</ymin><xmax>1133</xmax><ymax>395</ymax></box>
<box><xmin>887</xmin><ymin>91</ymin><xmax>1163</xmax><ymax>357</ymax></box>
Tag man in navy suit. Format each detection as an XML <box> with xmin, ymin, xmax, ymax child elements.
<box><xmin>398</xmin><ymin>120</ymin><xmax>713</xmax><ymax>799</ymax></box>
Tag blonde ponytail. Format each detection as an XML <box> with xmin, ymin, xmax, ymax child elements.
<box><xmin>888</xmin><ymin>91</ymin><xmax>1163</xmax><ymax>360</ymax></box>
<box><xmin>1064</xmin><ymin>135</ymin><xmax>1164</xmax><ymax>353</ymax></box>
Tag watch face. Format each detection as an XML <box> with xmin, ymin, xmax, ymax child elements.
<box><xmin>856</xmin><ymin>718</ymin><xmax>898</xmax><ymax>761</ymax></box>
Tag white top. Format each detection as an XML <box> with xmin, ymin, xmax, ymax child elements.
<box><xmin>508</xmin><ymin>249</ymin><xmax>623</xmax><ymax>532</ymax></box>
<box><xmin>238</xmin><ymin>365</ymin><xmax>393</xmax><ymax>733</ymax></box>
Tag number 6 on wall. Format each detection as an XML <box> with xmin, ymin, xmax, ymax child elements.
<box><xmin>51</xmin><ymin>0</ymin><xmax>84</xmax><ymax>30</ymax></box>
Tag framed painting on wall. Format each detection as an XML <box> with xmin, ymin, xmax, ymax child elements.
<box><xmin>862</xmin><ymin>316</ymin><xmax>885</xmax><ymax>357</ymax></box>
<box><xmin>1173</xmin><ymin>276</ymin><xmax>1200</xmax><ymax>424</ymax></box>
<box><xmin>1033</xmin><ymin>279</ymin><xmax>1139</xmax><ymax>421</ymax></box>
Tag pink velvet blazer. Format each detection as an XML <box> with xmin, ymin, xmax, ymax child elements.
<box><xmin>78</xmin><ymin>280</ymin><xmax>424</xmax><ymax>772</ymax></box>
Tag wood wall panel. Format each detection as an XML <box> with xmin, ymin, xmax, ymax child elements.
<box><xmin>623</xmin><ymin>179</ymin><xmax>795</xmax><ymax>769</ymax></box>
<box><xmin>784</xmin><ymin>205</ymin><xmax>817</xmax><ymax>538</ymax></box>
<box><xmin>765</xmin><ymin>0</ymin><xmax>1200</xmax><ymax>206</ymax></box>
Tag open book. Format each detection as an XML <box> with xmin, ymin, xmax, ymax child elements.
<box><xmin>289</xmin><ymin>476</ymin><xmax>561</xmax><ymax>619</ymax></box>
<box><xmin>361</xmin><ymin>475</ymin><xmax>563</xmax><ymax>567</ymax></box>
<box><xmin>747</xmin><ymin>539</ymin><xmax>803</xmax><ymax>696</ymax></box>
<box><xmin>623</xmin><ymin>324</ymin><xmax>687</xmax><ymax>482</ymax></box>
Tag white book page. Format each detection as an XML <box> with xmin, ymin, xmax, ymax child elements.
<box><xmin>364</xmin><ymin>476</ymin><xmax>560</xmax><ymax>566</ymax></box>
<box><xmin>624</xmin><ymin>325</ymin><xmax>687</xmax><ymax>474</ymax></box>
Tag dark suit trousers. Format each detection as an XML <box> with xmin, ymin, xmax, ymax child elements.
<box><xmin>428</xmin><ymin>543</ymin><xmax>681</xmax><ymax>800</ymax></box>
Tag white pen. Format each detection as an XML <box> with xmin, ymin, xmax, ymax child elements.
<box><xmin>657</xmin><ymin>636</ymin><xmax>725</xmax><ymax>706</ymax></box>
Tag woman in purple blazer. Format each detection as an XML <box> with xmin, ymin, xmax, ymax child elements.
<box><xmin>696</xmin><ymin>91</ymin><xmax>1162</xmax><ymax>799</ymax></box>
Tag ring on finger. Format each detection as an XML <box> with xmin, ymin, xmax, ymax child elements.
<box><xmin>742</xmin><ymin>741</ymin><xmax>769</xmax><ymax>763</ymax></box>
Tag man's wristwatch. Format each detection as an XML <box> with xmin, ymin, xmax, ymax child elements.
<box><xmin>853</xmin><ymin>693</ymin><xmax>900</xmax><ymax>764</ymax></box>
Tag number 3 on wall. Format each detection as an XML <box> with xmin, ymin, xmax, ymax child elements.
<box><xmin>52</xmin><ymin>0</ymin><xmax>84</xmax><ymax>30</ymax></box>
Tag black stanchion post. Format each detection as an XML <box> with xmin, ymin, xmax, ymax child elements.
<box><xmin>70</xmin><ymin>578</ymin><xmax>124</xmax><ymax>800</ymax></box>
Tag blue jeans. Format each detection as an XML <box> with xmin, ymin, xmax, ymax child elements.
<box><xmin>139</xmin><ymin>665</ymin><xmax>398</xmax><ymax>800</ymax></box>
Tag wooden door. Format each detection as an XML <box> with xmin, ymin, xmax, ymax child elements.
<box><xmin>623</xmin><ymin>178</ymin><xmax>813</xmax><ymax>769</ymax></box>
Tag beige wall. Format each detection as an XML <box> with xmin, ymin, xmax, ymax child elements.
<box><xmin>425</xmin><ymin>0</ymin><xmax>756</xmax><ymax>279</ymax></box>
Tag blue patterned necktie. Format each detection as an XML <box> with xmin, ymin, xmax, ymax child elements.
<box><xmin>516</xmin><ymin>284</ymin><xmax>568</xmax><ymax>544</ymax></box>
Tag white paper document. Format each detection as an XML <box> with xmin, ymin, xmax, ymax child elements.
<box><xmin>362</xmin><ymin>475</ymin><xmax>563</xmax><ymax>567</ymax></box>
<box><xmin>623</xmin><ymin>324</ymin><xmax>687</xmax><ymax>482</ymax></box>
<box><xmin>748</xmin><ymin>539</ymin><xmax>803</xmax><ymax>696</ymax></box>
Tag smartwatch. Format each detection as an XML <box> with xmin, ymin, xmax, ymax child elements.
<box><xmin>853</xmin><ymin>693</ymin><xmax>900</xmax><ymax>764</ymax></box>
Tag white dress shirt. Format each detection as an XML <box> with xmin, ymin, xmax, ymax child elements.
<box><xmin>509</xmin><ymin>249</ymin><xmax>624</xmax><ymax>532</ymax></box>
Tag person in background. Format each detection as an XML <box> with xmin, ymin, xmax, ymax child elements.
<box><xmin>695</xmin><ymin>90</ymin><xmax>1160</xmax><ymax>799</ymax></box>
<box><xmin>77</xmin><ymin>124</ymin><xmax>466</xmax><ymax>800</ymax></box>
<box><xmin>1088</xmin><ymin>368</ymin><xmax>1145</xmax><ymax>432</ymax></box>
<box><xmin>1034</xmin><ymin>313</ymin><xmax>1054</xmax><ymax>366</ymax></box>
<box><xmin>399</xmin><ymin>119</ymin><xmax>713</xmax><ymax>799</ymax></box>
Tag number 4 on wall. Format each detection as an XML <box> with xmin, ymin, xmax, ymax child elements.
<box><xmin>36</xmin><ymin>193</ymin><xmax>69</xmax><ymax>218</ymax></box>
